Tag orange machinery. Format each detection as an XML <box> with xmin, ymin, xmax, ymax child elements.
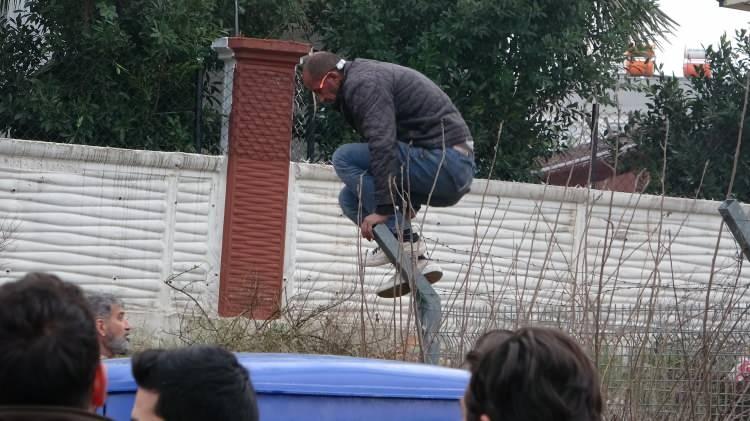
<box><xmin>683</xmin><ymin>48</ymin><xmax>711</xmax><ymax>78</ymax></box>
<box><xmin>625</xmin><ymin>45</ymin><xmax>655</xmax><ymax>77</ymax></box>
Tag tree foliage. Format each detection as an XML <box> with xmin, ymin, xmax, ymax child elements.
<box><xmin>2</xmin><ymin>0</ymin><xmax>674</xmax><ymax>171</ymax></box>
<box><xmin>623</xmin><ymin>31</ymin><xmax>750</xmax><ymax>201</ymax></box>
<box><xmin>0</xmin><ymin>0</ymin><xmax>229</xmax><ymax>150</ymax></box>
<box><xmin>304</xmin><ymin>0</ymin><xmax>674</xmax><ymax>180</ymax></box>
<box><xmin>0</xmin><ymin>0</ymin><xmax>318</xmax><ymax>151</ymax></box>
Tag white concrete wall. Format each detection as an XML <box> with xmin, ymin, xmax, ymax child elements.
<box><xmin>0</xmin><ymin>139</ymin><xmax>745</xmax><ymax>333</ymax></box>
<box><xmin>0</xmin><ymin>138</ymin><xmax>225</xmax><ymax>325</ymax></box>
<box><xmin>289</xmin><ymin>163</ymin><xmax>750</xmax><ymax>328</ymax></box>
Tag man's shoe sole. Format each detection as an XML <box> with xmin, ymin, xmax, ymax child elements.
<box><xmin>376</xmin><ymin>268</ymin><xmax>442</xmax><ymax>299</ymax></box>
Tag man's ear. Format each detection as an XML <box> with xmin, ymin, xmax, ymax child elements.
<box><xmin>330</xmin><ymin>71</ymin><xmax>344</xmax><ymax>85</ymax></box>
<box><xmin>91</xmin><ymin>362</ymin><xmax>108</xmax><ymax>408</ymax></box>
<box><xmin>95</xmin><ymin>318</ymin><xmax>106</xmax><ymax>337</ymax></box>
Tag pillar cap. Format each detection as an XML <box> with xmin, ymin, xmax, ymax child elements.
<box><xmin>213</xmin><ymin>37</ymin><xmax>311</xmax><ymax>65</ymax></box>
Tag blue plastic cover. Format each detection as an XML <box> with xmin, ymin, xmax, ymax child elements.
<box><xmin>105</xmin><ymin>353</ymin><xmax>469</xmax><ymax>400</ymax></box>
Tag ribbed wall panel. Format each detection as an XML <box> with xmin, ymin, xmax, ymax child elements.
<box><xmin>290</xmin><ymin>163</ymin><xmax>750</xmax><ymax>323</ymax></box>
<box><xmin>0</xmin><ymin>138</ymin><xmax>223</xmax><ymax>317</ymax></box>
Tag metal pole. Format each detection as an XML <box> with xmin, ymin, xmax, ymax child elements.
<box><xmin>234</xmin><ymin>0</ymin><xmax>240</xmax><ymax>36</ymax></box>
<box><xmin>194</xmin><ymin>68</ymin><xmax>204</xmax><ymax>153</ymax></box>
<box><xmin>587</xmin><ymin>102</ymin><xmax>600</xmax><ymax>187</ymax></box>
<box><xmin>306</xmin><ymin>109</ymin><xmax>316</xmax><ymax>161</ymax></box>
<box><xmin>719</xmin><ymin>199</ymin><xmax>750</xmax><ymax>262</ymax></box>
<box><xmin>373</xmin><ymin>224</ymin><xmax>441</xmax><ymax>364</ymax></box>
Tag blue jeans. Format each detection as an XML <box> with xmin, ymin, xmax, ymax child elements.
<box><xmin>332</xmin><ymin>142</ymin><xmax>475</xmax><ymax>235</ymax></box>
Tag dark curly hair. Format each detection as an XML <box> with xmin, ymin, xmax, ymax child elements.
<box><xmin>0</xmin><ymin>272</ymin><xmax>99</xmax><ymax>408</ymax></box>
<box><xmin>464</xmin><ymin>327</ymin><xmax>603</xmax><ymax>421</ymax></box>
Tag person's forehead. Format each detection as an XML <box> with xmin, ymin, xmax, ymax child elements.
<box><xmin>110</xmin><ymin>303</ymin><xmax>125</xmax><ymax>315</ymax></box>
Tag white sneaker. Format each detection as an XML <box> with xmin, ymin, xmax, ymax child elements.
<box><xmin>376</xmin><ymin>258</ymin><xmax>443</xmax><ymax>298</ymax></box>
<box><xmin>364</xmin><ymin>238</ymin><xmax>426</xmax><ymax>267</ymax></box>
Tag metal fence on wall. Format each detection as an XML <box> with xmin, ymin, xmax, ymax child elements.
<box><xmin>291</xmin><ymin>64</ymin><xmax>322</xmax><ymax>163</ymax></box>
<box><xmin>0</xmin><ymin>61</ymin><xmax>224</xmax><ymax>154</ymax></box>
<box><xmin>435</xmin><ymin>301</ymin><xmax>750</xmax><ymax>420</ymax></box>
<box><xmin>286</xmin><ymin>292</ymin><xmax>750</xmax><ymax>419</ymax></box>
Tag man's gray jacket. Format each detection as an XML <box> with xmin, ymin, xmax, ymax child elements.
<box><xmin>336</xmin><ymin>59</ymin><xmax>473</xmax><ymax>215</ymax></box>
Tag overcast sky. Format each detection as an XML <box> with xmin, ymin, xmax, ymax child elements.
<box><xmin>656</xmin><ymin>0</ymin><xmax>750</xmax><ymax>76</ymax></box>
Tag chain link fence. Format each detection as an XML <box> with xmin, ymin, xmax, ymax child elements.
<box><xmin>291</xmin><ymin>64</ymin><xmax>327</xmax><ymax>163</ymax></box>
<box><xmin>291</xmin><ymin>62</ymin><xmax>361</xmax><ymax>164</ymax></box>
<box><xmin>433</xmin><ymin>299</ymin><xmax>750</xmax><ymax>420</ymax></box>
<box><xmin>279</xmin><ymin>283</ymin><xmax>750</xmax><ymax>419</ymax></box>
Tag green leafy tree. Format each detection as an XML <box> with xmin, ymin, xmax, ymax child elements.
<box><xmin>0</xmin><ymin>0</ymin><xmax>314</xmax><ymax>152</ymax></box>
<box><xmin>623</xmin><ymin>31</ymin><xmax>750</xmax><ymax>201</ymax></box>
<box><xmin>221</xmin><ymin>0</ymin><xmax>308</xmax><ymax>38</ymax></box>
<box><xmin>1</xmin><ymin>0</ymin><xmax>226</xmax><ymax>151</ymax></box>
<box><xmin>303</xmin><ymin>0</ymin><xmax>674</xmax><ymax>180</ymax></box>
<box><xmin>2</xmin><ymin>0</ymin><xmax>673</xmax><ymax>167</ymax></box>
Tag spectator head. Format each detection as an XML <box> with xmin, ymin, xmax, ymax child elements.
<box><xmin>86</xmin><ymin>291</ymin><xmax>131</xmax><ymax>358</ymax></box>
<box><xmin>131</xmin><ymin>346</ymin><xmax>258</xmax><ymax>421</ymax></box>
<box><xmin>0</xmin><ymin>272</ymin><xmax>106</xmax><ymax>410</ymax></box>
<box><xmin>463</xmin><ymin>327</ymin><xmax>602</xmax><ymax>421</ymax></box>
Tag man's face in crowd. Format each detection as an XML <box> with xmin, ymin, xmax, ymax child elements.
<box><xmin>98</xmin><ymin>303</ymin><xmax>131</xmax><ymax>356</ymax></box>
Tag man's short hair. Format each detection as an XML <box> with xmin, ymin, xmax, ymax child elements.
<box><xmin>0</xmin><ymin>272</ymin><xmax>100</xmax><ymax>408</ymax></box>
<box><xmin>86</xmin><ymin>291</ymin><xmax>123</xmax><ymax>319</ymax></box>
<box><xmin>132</xmin><ymin>346</ymin><xmax>259</xmax><ymax>421</ymax></box>
<box><xmin>301</xmin><ymin>51</ymin><xmax>343</xmax><ymax>80</ymax></box>
<box><xmin>464</xmin><ymin>327</ymin><xmax>603</xmax><ymax>421</ymax></box>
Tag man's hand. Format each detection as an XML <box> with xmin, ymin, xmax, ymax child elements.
<box><xmin>360</xmin><ymin>213</ymin><xmax>389</xmax><ymax>241</ymax></box>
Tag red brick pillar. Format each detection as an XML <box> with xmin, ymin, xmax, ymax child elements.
<box><xmin>212</xmin><ymin>37</ymin><xmax>310</xmax><ymax>318</ymax></box>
